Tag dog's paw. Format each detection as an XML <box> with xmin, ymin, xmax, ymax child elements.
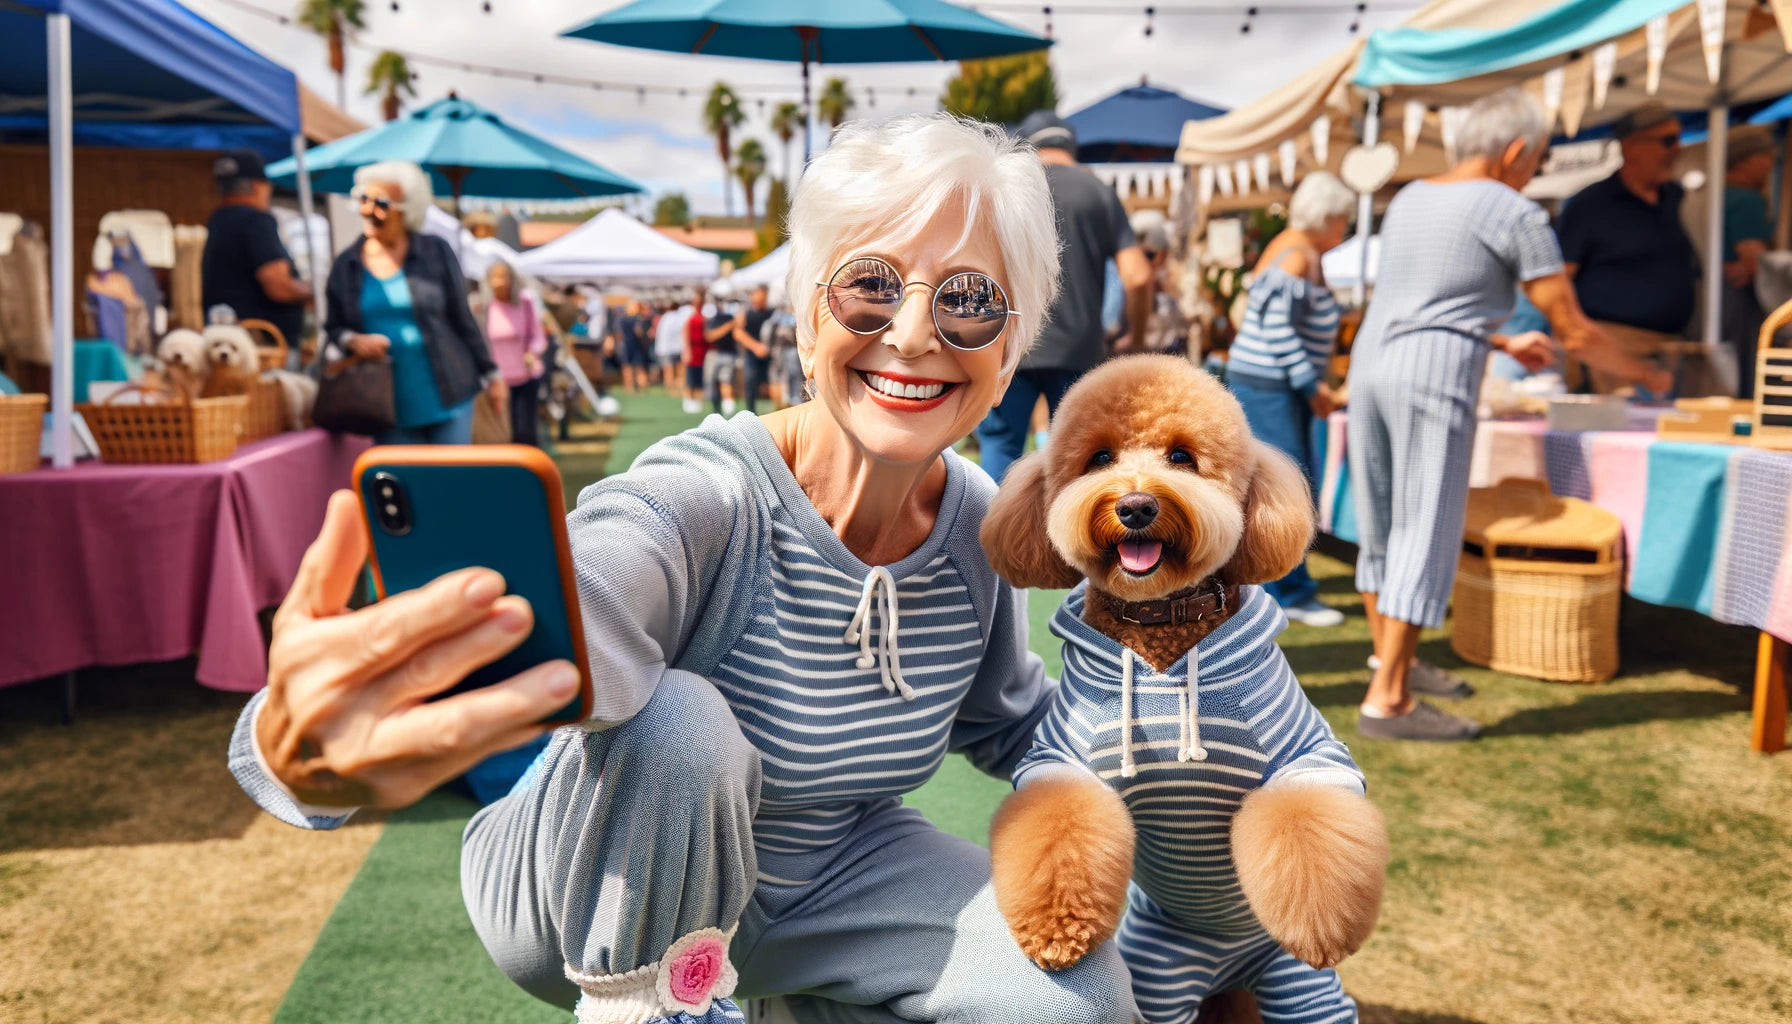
<box><xmin>1232</xmin><ymin>784</ymin><xmax>1388</xmax><ymax>970</ymax></box>
<box><xmin>990</xmin><ymin>773</ymin><xmax>1135</xmax><ymax>972</ymax></box>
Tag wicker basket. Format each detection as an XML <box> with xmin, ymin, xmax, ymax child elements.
<box><xmin>76</xmin><ymin>385</ymin><xmax>246</xmax><ymax>464</ymax></box>
<box><xmin>230</xmin><ymin>319</ymin><xmax>290</xmax><ymax>442</ymax></box>
<box><xmin>1450</xmin><ymin>478</ymin><xmax>1623</xmax><ymax>683</ymax></box>
<box><xmin>0</xmin><ymin>393</ymin><xmax>47</xmax><ymax>474</ymax></box>
<box><xmin>238</xmin><ymin>318</ymin><xmax>290</xmax><ymax>372</ymax></box>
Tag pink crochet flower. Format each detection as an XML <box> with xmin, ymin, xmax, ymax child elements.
<box><xmin>656</xmin><ymin>928</ymin><xmax>738</xmax><ymax>1015</ymax></box>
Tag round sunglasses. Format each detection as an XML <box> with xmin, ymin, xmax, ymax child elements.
<box><xmin>820</xmin><ymin>256</ymin><xmax>1020</xmax><ymax>352</ymax></box>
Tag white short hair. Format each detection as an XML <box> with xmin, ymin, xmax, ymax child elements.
<box><xmin>785</xmin><ymin>113</ymin><xmax>1060</xmax><ymax>375</ymax></box>
<box><xmin>1453</xmin><ymin>88</ymin><xmax>1548</xmax><ymax>164</ymax></box>
<box><xmin>1287</xmin><ymin>171</ymin><xmax>1356</xmax><ymax>232</ymax></box>
<box><xmin>353</xmin><ymin>160</ymin><xmax>434</xmax><ymax>231</ymax></box>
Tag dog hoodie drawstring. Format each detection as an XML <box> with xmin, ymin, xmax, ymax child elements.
<box><xmin>844</xmin><ymin>566</ymin><xmax>914</xmax><ymax>700</ymax></box>
<box><xmin>1119</xmin><ymin>645</ymin><xmax>1207</xmax><ymax>779</ymax></box>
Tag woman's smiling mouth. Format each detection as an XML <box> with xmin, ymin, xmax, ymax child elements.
<box><xmin>855</xmin><ymin>369</ymin><xmax>961</xmax><ymax>412</ymax></box>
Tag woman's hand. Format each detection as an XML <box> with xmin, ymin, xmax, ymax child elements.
<box><xmin>487</xmin><ymin>376</ymin><xmax>510</xmax><ymax>413</ymax></box>
<box><xmin>1308</xmin><ymin>383</ymin><xmax>1337</xmax><ymax>418</ymax></box>
<box><xmin>348</xmin><ymin>333</ymin><xmax>391</xmax><ymax>359</ymax></box>
<box><xmin>524</xmin><ymin>352</ymin><xmax>544</xmax><ymax>377</ymax></box>
<box><xmin>1501</xmin><ymin>330</ymin><xmax>1557</xmax><ymax>373</ymax></box>
<box><xmin>254</xmin><ymin>491</ymin><xmax>580</xmax><ymax>810</ymax></box>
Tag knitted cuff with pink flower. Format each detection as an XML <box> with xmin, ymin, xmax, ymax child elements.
<box><xmin>566</xmin><ymin>926</ymin><xmax>741</xmax><ymax>1024</ymax></box>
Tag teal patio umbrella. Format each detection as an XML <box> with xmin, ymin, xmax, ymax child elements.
<box><xmin>561</xmin><ymin>0</ymin><xmax>1051</xmax><ymax>162</ymax></box>
<box><xmin>266</xmin><ymin>94</ymin><xmax>642</xmax><ymax>211</ymax></box>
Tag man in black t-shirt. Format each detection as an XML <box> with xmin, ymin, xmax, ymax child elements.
<box><xmin>734</xmin><ymin>285</ymin><xmax>776</xmax><ymax>414</ymax></box>
<box><xmin>703</xmin><ymin>302</ymin><xmax>740</xmax><ymax>415</ymax></box>
<box><xmin>974</xmin><ymin>113</ymin><xmax>1150</xmax><ymax>483</ymax></box>
<box><xmin>200</xmin><ymin>150</ymin><xmax>311</xmax><ymax>347</ymax></box>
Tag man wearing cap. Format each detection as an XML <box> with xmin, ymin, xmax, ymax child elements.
<box><xmin>200</xmin><ymin>149</ymin><xmax>312</xmax><ymax>347</ymax></box>
<box><xmin>1555</xmin><ymin>102</ymin><xmax>1697</xmax><ymax>394</ymax></box>
<box><xmin>1722</xmin><ymin>125</ymin><xmax>1775</xmax><ymax>398</ymax></box>
<box><xmin>974</xmin><ymin>111</ymin><xmax>1152</xmax><ymax>483</ymax></box>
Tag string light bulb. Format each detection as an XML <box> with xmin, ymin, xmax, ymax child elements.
<box><xmin>1240</xmin><ymin>6</ymin><xmax>1257</xmax><ymax>34</ymax></box>
<box><xmin>481</xmin><ymin>1</ymin><xmax>492</xmax><ymax>12</ymax></box>
<box><xmin>1043</xmin><ymin>5</ymin><xmax>1053</xmax><ymax>39</ymax></box>
<box><xmin>389</xmin><ymin>1</ymin><xmax>399</xmax><ymax>11</ymax></box>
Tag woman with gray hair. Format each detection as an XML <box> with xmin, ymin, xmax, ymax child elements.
<box><xmin>321</xmin><ymin>159</ymin><xmax>504</xmax><ymax>444</ymax></box>
<box><xmin>1226</xmin><ymin>170</ymin><xmax>1355</xmax><ymax>628</ymax></box>
<box><xmin>1348</xmin><ymin>88</ymin><xmax>1671</xmax><ymax>742</ymax></box>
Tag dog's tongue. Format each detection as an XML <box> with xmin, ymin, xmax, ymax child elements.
<box><xmin>1117</xmin><ymin>539</ymin><xmax>1163</xmax><ymax>573</ymax></box>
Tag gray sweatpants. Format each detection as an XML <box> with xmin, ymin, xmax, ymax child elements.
<box><xmin>461</xmin><ymin>670</ymin><xmax>1135</xmax><ymax>1023</ymax></box>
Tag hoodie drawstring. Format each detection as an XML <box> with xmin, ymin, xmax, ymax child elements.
<box><xmin>1119</xmin><ymin>645</ymin><xmax>1206</xmax><ymax>779</ymax></box>
<box><xmin>844</xmin><ymin>566</ymin><xmax>914</xmax><ymax>700</ymax></box>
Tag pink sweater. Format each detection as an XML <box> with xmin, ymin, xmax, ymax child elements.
<box><xmin>486</xmin><ymin>294</ymin><xmax>548</xmax><ymax>386</ymax></box>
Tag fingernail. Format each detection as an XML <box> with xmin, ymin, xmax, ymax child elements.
<box><xmin>545</xmin><ymin>663</ymin><xmax>579</xmax><ymax>698</ymax></box>
<box><xmin>465</xmin><ymin>572</ymin><xmax>503</xmax><ymax>605</ymax></box>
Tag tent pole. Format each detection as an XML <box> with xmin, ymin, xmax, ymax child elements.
<box><xmin>291</xmin><ymin>134</ymin><xmax>327</xmax><ymax>336</ymax></box>
<box><xmin>1704</xmin><ymin>104</ymin><xmax>1727</xmax><ymax>354</ymax></box>
<box><xmin>46</xmin><ymin>12</ymin><xmax>74</xmax><ymax>470</ymax></box>
<box><xmin>1355</xmin><ymin>91</ymin><xmax>1380</xmax><ymax>307</ymax></box>
<box><xmin>799</xmin><ymin>27</ymin><xmax>817</xmax><ymax>172</ymax></box>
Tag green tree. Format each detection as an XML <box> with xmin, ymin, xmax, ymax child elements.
<box><xmin>734</xmin><ymin>138</ymin><xmax>768</xmax><ymax>228</ymax></box>
<box><xmin>653</xmin><ymin>192</ymin><xmax>691</xmax><ymax>227</ymax></box>
<box><xmin>770</xmin><ymin>101</ymin><xmax>803</xmax><ymax>183</ymax></box>
<box><xmin>297</xmin><ymin>0</ymin><xmax>367</xmax><ymax>110</ymax></box>
<box><xmin>941</xmin><ymin>52</ymin><xmax>1058</xmax><ymax>126</ymax></box>
<box><xmin>363</xmin><ymin>50</ymin><xmax>415</xmax><ymax>122</ymax></box>
<box><xmin>748</xmin><ymin>176</ymin><xmax>791</xmax><ymax>262</ymax></box>
<box><xmin>703</xmin><ymin>82</ymin><xmax>745</xmax><ymax>218</ymax></box>
<box><xmin>816</xmin><ymin>77</ymin><xmax>855</xmax><ymax>135</ymax></box>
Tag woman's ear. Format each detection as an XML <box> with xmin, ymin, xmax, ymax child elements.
<box><xmin>980</xmin><ymin>452</ymin><xmax>1083</xmax><ymax>590</ymax></box>
<box><xmin>1224</xmin><ymin>441</ymin><xmax>1316</xmax><ymax>586</ymax></box>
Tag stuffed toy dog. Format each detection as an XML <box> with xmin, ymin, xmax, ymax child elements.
<box><xmin>199</xmin><ymin>324</ymin><xmax>259</xmax><ymax>399</ymax></box>
<box><xmin>980</xmin><ymin>355</ymin><xmax>1388</xmax><ymax>1024</ymax></box>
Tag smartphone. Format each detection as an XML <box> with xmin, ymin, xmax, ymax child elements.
<box><xmin>352</xmin><ymin>445</ymin><xmax>592</xmax><ymax>724</ymax></box>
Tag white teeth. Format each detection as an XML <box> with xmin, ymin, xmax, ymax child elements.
<box><xmin>864</xmin><ymin>373</ymin><xmax>946</xmax><ymax>401</ymax></box>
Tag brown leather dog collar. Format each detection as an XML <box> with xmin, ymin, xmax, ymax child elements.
<box><xmin>1099</xmin><ymin>577</ymin><xmax>1238</xmax><ymax>626</ymax></box>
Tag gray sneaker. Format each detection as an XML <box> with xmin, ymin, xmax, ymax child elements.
<box><xmin>1357</xmin><ymin>701</ymin><xmax>1483</xmax><ymax>741</ymax></box>
<box><xmin>1366</xmin><ymin>656</ymin><xmax>1475</xmax><ymax>700</ymax></box>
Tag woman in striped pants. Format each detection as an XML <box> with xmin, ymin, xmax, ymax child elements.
<box><xmin>1348</xmin><ymin>89</ymin><xmax>1672</xmax><ymax>742</ymax></box>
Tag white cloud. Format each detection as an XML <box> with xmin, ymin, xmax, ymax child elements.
<box><xmin>188</xmin><ymin>0</ymin><xmax>1409</xmax><ymax>216</ymax></box>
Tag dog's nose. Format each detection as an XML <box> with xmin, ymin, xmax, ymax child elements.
<box><xmin>1115</xmin><ymin>492</ymin><xmax>1158</xmax><ymax>530</ymax></box>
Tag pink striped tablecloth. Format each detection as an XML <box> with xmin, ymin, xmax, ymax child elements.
<box><xmin>0</xmin><ymin>430</ymin><xmax>368</xmax><ymax>691</ymax></box>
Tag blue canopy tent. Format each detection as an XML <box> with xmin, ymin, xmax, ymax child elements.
<box><xmin>0</xmin><ymin>0</ymin><xmax>315</xmax><ymax>468</ymax></box>
<box><xmin>1064</xmin><ymin>82</ymin><xmax>1225</xmax><ymax>164</ymax></box>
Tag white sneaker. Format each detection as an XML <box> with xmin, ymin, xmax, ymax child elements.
<box><xmin>722</xmin><ymin>398</ymin><xmax>738</xmax><ymax>416</ymax></box>
<box><xmin>1283</xmin><ymin>598</ymin><xmax>1345</xmax><ymax>627</ymax></box>
<box><xmin>681</xmin><ymin>398</ymin><xmax>700</xmax><ymax>414</ymax></box>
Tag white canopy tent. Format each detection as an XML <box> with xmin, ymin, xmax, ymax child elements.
<box><xmin>513</xmin><ymin>208</ymin><xmax>719</xmax><ymax>285</ymax></box>
<box><xmin>712</xmin><ymin>243</ymin><xmax>791</xmax><ymax>304</ymax></box>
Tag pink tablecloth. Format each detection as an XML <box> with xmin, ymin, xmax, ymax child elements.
<box><xmin>0</xmin><ymin>430</ymin><xmax>368</xmax><ymax>691</ymax></box>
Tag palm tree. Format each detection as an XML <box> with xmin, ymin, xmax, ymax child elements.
<box><xmin>703</xmin><ymin>82</ymin><xmax>745</xmax><ymax>218</ymax></box>
<box><xmin>770</xmin><ymin>101</ymin><xmax>803</xmax><ymax>183</ymax></box>
<box><xmin>364</xmin><ymin>51</ymin><xmax>416</xmax><ymax>122</ymax></box>
<box><xmin>817</xmin><ymin>77</ymin><xmax>855</xmax><ymax>136</ymax></box>
<box><xmin>297</xmin><ymin>0</ymin><xmax>367</xmax><ymax>110</ymax></box>
<box><xmin>734</xmin><ymin>139</ymin><xmax>767</xmax><ymax>228</ymax></box>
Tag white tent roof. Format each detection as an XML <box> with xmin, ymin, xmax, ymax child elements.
<box><xmin>713</xmin><ymin>243</ymin><xmax>791</xmax><ymax>302</ymax></box>
<box><xmin>513</xmin><ymin>208</ymin><xmax>720</xmax><ymax>284</ymax></box>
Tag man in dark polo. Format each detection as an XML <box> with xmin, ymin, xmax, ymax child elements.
<box><xmin>200</xmin><ymin>149</ymin><xmax>311</xmax><ymax>345</ymax></box>
<box><xmin>1555</xmin><ymin>102</ymin><xmax>1697</xmax><ymax>394</ymax></box>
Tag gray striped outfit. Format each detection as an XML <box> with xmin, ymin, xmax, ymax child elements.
<box><xmin>1346</xmin><ymin>179</ymin><xmax>1563</xmax><ymax>627</ymax></box>
<box><xmin>228</xmin><ymin>414</ymin><xmax>1134</xmax><ymax>1023</ymax></box>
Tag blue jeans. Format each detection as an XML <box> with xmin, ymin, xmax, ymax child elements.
<box><xmin>373</xmin><ymin>399</ymin><xmax>475</xmax><ymax>446</ymax></box>
<box><xmin>974</xmin><ymin>368</ymin><xmax>1080</xmax><ymax>483</ymax></box>
<box><xmin>1230</xmin><ymin>377</ymin><xmax>1319</xmax><ymax>608</ymax></box>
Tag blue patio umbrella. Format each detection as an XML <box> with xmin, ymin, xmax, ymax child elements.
<box><xmin>265</xmin><ymin>94</ymin><xmax>642</xmax><ymax>210</ymax></box>
<box><xmin>1064</xmin><ymin>81</ymin><xmax>1226</xmax><ymax>164</ymax></box>
<box><xmin>560</xmin><ymin>0</ymin><xmax>1051</xmax><ymax>161</ymax></box>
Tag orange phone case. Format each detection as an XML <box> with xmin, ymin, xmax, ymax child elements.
<box><xmin>351</xmin><ymin>444</ymin><xmax>593</xmax><ymax>723</ymax></box>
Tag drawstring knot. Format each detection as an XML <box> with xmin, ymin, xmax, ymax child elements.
<box><xmin>844</xmin><ymin>566</ymin><xmax>914</xmax><ymax>700</ymax></box>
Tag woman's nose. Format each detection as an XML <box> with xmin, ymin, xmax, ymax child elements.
<box><xmin>882</xmin><ymin>287</ymin><xmax>940</xmax><ymax>358</ymax></box>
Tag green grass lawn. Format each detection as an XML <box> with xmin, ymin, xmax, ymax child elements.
<box><xmin>275</xmin><ymin>390</ymin><xmax>1792</xmax><ymax>1024</ymax></box>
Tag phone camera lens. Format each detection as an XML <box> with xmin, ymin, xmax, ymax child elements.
<box><xmin>370</xmin><ymin>472</ymin><xmax>411</xmax><ymax>535</ymax></box>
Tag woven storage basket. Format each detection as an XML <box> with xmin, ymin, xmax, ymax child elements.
<box><xmin>228</xmin><ymin>320</ymin><xmax>288</xmax><ymax>442</ymax></box>
<box><xmin>238</xmin><ymin>318</ymin><xmax>289</xmax><ymax>373</ymax></box>
<box><xmin>1450</xmin><ymin>478</ymin><xmax>1623</xmax><ymax>683</ymax></box>
<box><xmin>77</xmin><ymin>385</ymin><xmax>246</xmax><ymax>464</ymax></box>
<box><xmin>0</xmin><ymin>393</ymin><xmax>47</xmax><ymax>474</ymax></box>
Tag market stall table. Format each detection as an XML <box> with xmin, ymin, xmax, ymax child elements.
<box><xmin>1315</xmin><ymin>409</ymin><xmax>1792</xmax><ymax>753</ymax></box>
<box><xmin>0</xmin><ymin>429</ymin><xmax>368</xmax><ymax>704</ymax></box>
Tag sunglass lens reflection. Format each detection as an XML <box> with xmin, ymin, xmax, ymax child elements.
<box><xmin>828</xmin><ymin>258</ymin><xmax>903</xmax><ymax>334</ymax></box>
<box><xmin>934</xmin><ymin>273</ymin><xmax>1008</xmax><ymax>350</ymax></box>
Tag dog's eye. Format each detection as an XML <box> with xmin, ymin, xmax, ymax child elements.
<box><xmin>1168</xmin><ymin>448</ymin><xmax>1196</xmax><ymax>468</ymax></box>
<box><xmin>1088</xmin><ymin>449</ymin><xmax>1113</xmax><ymax>469</ymax></box>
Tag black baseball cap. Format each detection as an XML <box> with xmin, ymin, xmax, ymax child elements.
<box><xmin>213</xmin><ymin>149</ymin><xmax>268</xmax><ymax>184</ymax></box>
<box><xmin>1015</xmin><ymin>110</ymin><xmax>1076</xmax><ymax>153</ymax></box>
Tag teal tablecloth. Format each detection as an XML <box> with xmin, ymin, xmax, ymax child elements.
<box><xmin>73</xmin><ymin>339</ymin><xmax>131</xmax><ymax>403</ymax></box>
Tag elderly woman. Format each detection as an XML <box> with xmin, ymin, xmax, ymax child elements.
<box><xmin>228</xmin><ymin>115</ymin><xmax>1133</xmax><ymax>1024</ymax></box>
<box><xmin>483</xmin><ymin>260</ymin><xmax>549</xmax><ymax>446</ymax></box>
<box><xmin>1348</xmin><ymin>89</ymin><xmax>1672</xmax><ymax>742</ymax></box>
<box><xmin>325</xmin><ymin>160</ymin><xmax>504</xmax><ymax>444</ymax></box>
<box><xmin>1228</xmin><ymin>171</ymin><xmax>1356</xmax><ymax>628</ymax></box>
